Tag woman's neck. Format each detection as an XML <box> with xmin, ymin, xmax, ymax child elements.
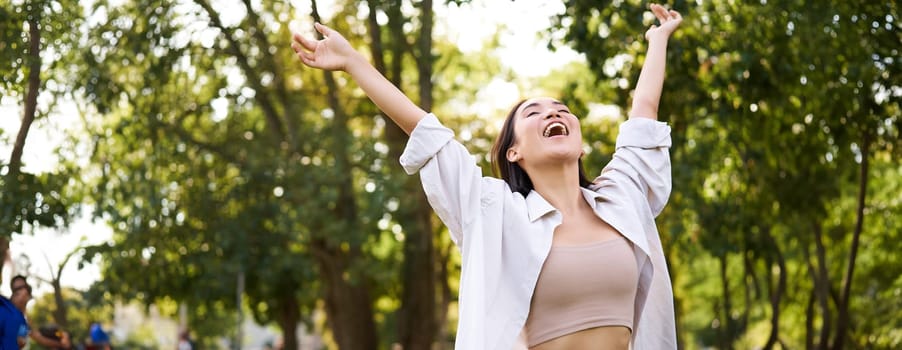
<box><xmin>529</xmin><ymin>163</ymin><xmax>585</xmax><ymax>214</ymax></box>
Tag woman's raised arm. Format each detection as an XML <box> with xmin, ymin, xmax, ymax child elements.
<box><xmin>292</xmin><ymin>23</ymin><xmax>426</xmax><ymax>134</ymax></box>
<box><xmin>629</xmin><ymin>4</ymin><xmax>682</xmax><ymax>121</ymax></box>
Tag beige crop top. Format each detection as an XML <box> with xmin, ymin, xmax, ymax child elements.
<box><xmin>524</xmin><ymin>235</ymin><xmax>639</xmax><ymax>347</ymax></box>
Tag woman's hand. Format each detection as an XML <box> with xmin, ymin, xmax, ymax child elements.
<box><xmin>645</xmin><ymin>4</ymin><xmax>682</xmax><ymax>41</ymax></box>
<box><xmin>292</xmin><ymin>23</ymin><xmax>360</xmax><ymax>71</ymax></box>
<box><xmin>290</xmin><ymin>22</ymin><xmax>426</xmax><ymax>133</ymax></box>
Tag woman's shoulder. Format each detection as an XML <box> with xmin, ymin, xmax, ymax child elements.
<box><xmin>479</xmin><ymin>177</ymin><xmax>531</xmax><ymax>208</ymax></box>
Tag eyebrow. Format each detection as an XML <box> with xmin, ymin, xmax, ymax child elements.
<box><xmin>521</xmin><ymin>101</ymin><xmax>567</xmax><ymax>114</ymax></box>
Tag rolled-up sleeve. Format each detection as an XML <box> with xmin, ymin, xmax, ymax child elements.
<box><xmin>595</xmin><ymin>117</ymin><xmax>672</xmax><ymax>216</ymax></box>
<box><xmin>400</xmin><ymin>114</ymin><xmax>455</xmax><ymax>175</ymax></box>
<box><xmin>400</xmin><ymin>114</ymin><xmax>483</xmax><ymax>246</ymax></box>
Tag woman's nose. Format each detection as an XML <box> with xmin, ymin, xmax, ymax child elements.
<box><xmin>543</xmin><ymin>108</ymin><xmax>561</xmax><ymax>119</ymax></box>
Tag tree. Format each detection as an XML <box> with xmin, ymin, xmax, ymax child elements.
<box><xmin>31</xmin><ymin>247</ymin><xmax>87</xmax><ymax>329</ymax></box>
<box><xmin>0</xmin><ymin>0</ymin><xmax>83</xmax><ymax>282</ymax></box>
<box><xmin>28</xmin><ymin>287</ymin><xmax>115</xmax><ymax>348</ymax></box>
<box><xmin>554</xmin><ymin>0</ymin><xmax>901</xmax><ymax>348</ymax></box>
<box><xmin>73</xmin><ymin>0</ymin><xmax>413</xmax><ymax>348</ymax></box>
<box><xmin>358</xmin><ymin>0</ymin><xmax>442</xmax><ymax>348</ymax></box>
<box><xmin>73</xmin><ymin>0</ymin><xmax>316</xmax><ymax>346</ymax></box>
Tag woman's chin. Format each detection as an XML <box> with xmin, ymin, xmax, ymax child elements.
<box><xmin>542</xmin><ymin>150</ymin><xmax>583</xmax><ymax>163</ymax></box>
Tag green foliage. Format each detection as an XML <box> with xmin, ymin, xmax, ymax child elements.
<box><xmin>555</xmin><ymin>0</ymin><xmax>901</xmax><ymax>348</ymax></box>
<box><xmin>68</xmin><ymin>0</ymin><xmax>428</xmax><ymax>346</ymax></box>
<box><xmin>0</xmin><ymin>1</ymin><xmax>26</xmax><ymax>95</ymax></box>
<box><xmin>0</xmin><ymin>171</ymin><xmax>72</xmax><ymax>237</ymax></box>
<box><xmin>67</xmin><ymin>0</ymin><xmax>320</xmax><ymax>342</ymax></box>
<box><xmin>28</xmin><ymin>287</ymin><xmax>115</xmax><ymax>347</ymax></box>
<box><xmin>0</xmin><ymin>0</ymin><xmax>84</xmax><ymax>238</ymax></box>
<box><xmin>0</xmin><ymin>0</ymin><xmax>84</xmax><ymax>120</ymax></box>
<box><xmin>4</xmin><ymin>0</ymin><xmax>900</xmax><ymax>349</ymax></box>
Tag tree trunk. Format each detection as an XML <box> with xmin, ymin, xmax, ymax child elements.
<box><xmin>399</xmin><ymin>1</ymin><xmax>438</xmax><ymax>349</ymax></box>
<box><xmin>364</xmin><ymin>1</ymin><xmax>386</xmax><ymax>74</ymax></box>
<box><xmin>762</xmin><ymin>228</ymin><xmax>785</xmax><ymax>350</ymax></box>
<box><xmin>416</xmin><ymin>0</ymin><xmax>434</xmax><ymax>113</ymax></box>
<box><xmin>193</xmin><ymin>0</ymin><xmax>288</xmax><ymax>143</ymax></box>
<box><xmin>832</xmin><ymin>130</ymin><xmax>871</xmax><ymax>350</ymax></box>
<box><xmin>312</xmin><ymin>243</ymin><xmax>377</xmax><ymax>350</ymax></box>
<box><xmin>806</xmin><ymin>287</ymin><xmax>816</xmax><ymax>350</ymax></box>
<box><xmin>718</xmin><ymin>253</ymin><xmax>735</xmax><ymax>350</ymax></box>
<box><xmin>9</xmin><ymin>9</ymin><xmax>42</xmax><ymax>174</ymax></box>
<box><xmin>741</xmin><ymin>250</ymin><xmax>752</xmax><ymax>332</ymax></box>
<box><xmin>301</xmin><ymin>2</ymin><xmax>379</xmax><ymax>348</ymax></box>
<box><xmin>2</xmin><ymin>6</ymin><xmax>44</xmax><ymax>278</ymax></box>
<box><xmin>396</xmin><ymin>196</ymin><xmax>436</xmax><ymax>350</ymax></box>
<box><xmin>50</xmin><ymin>250</ymin><xmax>83</xmax><ymax>330</ymax></box>
<box><xmin>365</xmin><ymin>1</ymin><xmax>440</xmax><ymax>348</ymax></box>
<box><xmin>277</xmin><ymin>294</ymin><xmax>301</xmax><ymax>350</ymax></box>
<box><xmin>51</xmin><ymin>279</ymin><xmax>68</xmax><ymax>329</ymax></box>
<box><xmin>0</xmin><ymin>239</ymin><xmax>8</xmax><ymax>286</ymax></box>
<box><xmin>319</xmin><ymin>82</ymin><xmax>378</xmax><ymax>348</ymax></box>
<box><xmin>812</xmin><ymin>222</ymin><xmax>832</xmax><ymax>349</ymax></box>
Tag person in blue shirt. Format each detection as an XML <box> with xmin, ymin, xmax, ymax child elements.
<box><xmin>7</xmin><ymin>277</ymin><xmax>71</xmax><ymax>350</ymax></box>
<box><xmin>0</xmin><ymin>283</ymin><xmax>29</xmax><ymax>349</ymax></box>
<box><xmin>89</xmin><ymin>322</ymin><xmax>112</xmax><ymax>350</ymax></box>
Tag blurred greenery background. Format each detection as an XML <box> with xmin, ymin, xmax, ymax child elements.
<box><xmin>1</xmin><ymin>0</ymin><xmax>899</xmax><ymax>349</ymax></box>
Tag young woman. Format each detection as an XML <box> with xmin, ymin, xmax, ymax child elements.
<box><xmin>292</xmin><ymin>4</ymin><xmax>682</xmax><ymax>349</ymax></box>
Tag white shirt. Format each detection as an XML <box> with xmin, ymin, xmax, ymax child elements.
<box><xmin>400</xmin><ymin>114</ymin><xmax>677</xmax><ymax>350</ymax></box>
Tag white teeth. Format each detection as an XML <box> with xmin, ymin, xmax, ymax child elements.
<box><xmin>543</xmin><ymin>122</ymin><xmax>568</xmax><ymax>137</ymax></box>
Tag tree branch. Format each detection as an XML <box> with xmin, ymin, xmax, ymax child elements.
<box><xmin>194</xmin><ymin>0</ymin><xmax>291</xmax><ymax>145</ymax></box>
<box><xmin>9</xmin><ymin>10</ymin><xmax>43</xmax><ymax>175</ymax></box>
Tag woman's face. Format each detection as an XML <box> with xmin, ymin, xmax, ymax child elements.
<box><xmin>507</xmin><ymin>97</ymin><xmax>583</xmax><ymax>169</ymax></box>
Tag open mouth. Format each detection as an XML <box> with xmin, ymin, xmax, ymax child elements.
<box><xmin>543</xmin><ymin>122</ymin><xmax>569</xmax><ymax>137</ymax></box>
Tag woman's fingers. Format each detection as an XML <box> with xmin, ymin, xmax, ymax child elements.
<box><xmin>314</xmin><ymin>22</ymin><xmax>334</xmax><ymax>38</ymax></box>
<box><xmin>650</xmin><ymin>3</ymin><xmax>682</xmax><ymax>25</ymax></box>
<box><xmin>290</xmin><ymin>34</ymin><xmax>318</xmax><ymax>66</ymax></box>
<box><xmin>645</xmin><ymin>3</ymin><xmax>681</xmax><ymax>39</ymax></box>
<box><xmin>293</xmin><ymin>32</ymin><xmax>317</xmax><ymax>51</ymax></box>
<box><xmin>651</xmin><ymin>4</ymin><xmax>670</xmax><ymax>21</ymax></box>
<box><xmin>298</xmin><ymin>50</ymin><xmax>315</xmax><ymax>65</ymax></box>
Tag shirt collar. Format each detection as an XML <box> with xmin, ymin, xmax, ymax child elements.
<box><xmin>525</xmin><ymin>190</ymin><xmax>556</xmax><ymax>222</ymax></box>
<box><xmin>525</xmin><ymin>187</ymin><xmax>605</xmax><ymax>222</ymax></box>
<box><xmin>579</xmin><ymin>187</ymin><xmax>605</xmax><ymax>209</ymax></box>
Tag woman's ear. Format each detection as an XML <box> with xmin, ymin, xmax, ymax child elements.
<box><xmin>506</xmin><ymin>147</ymin><xmax>520</xmax><ymax>162</ymax></box>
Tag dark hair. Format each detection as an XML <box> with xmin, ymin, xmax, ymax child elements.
<box><xmin>10</xmin><ymin>275</ymin><xmax>26</xmax><ymax>291</ymax></box>
<box><xmin>12</xmin><ymin>284</ymin><xmax>31</xmax><ymax>296</ymax></box>
<box><xmin>491</xmin><ymin>99</ymin><xmax>592</xmax><ymax>196</ymax></box>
